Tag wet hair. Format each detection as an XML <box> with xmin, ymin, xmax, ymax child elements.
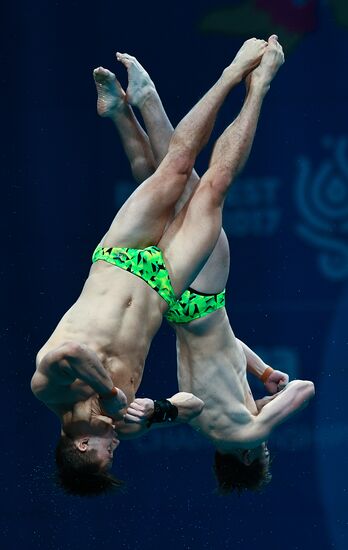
<box><xmin>213</xmin><ymin>451</ymin><xmax>272</xmax><ymax>495</ymax></box>
<box><xmin>55</xmin><ymin>435</ymin><xmax>124</xmax><ymax>496</ymax></box>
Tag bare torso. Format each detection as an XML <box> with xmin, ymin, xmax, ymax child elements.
<box><xmin>36</xmin><ymin>260</ymin><xmax>167</xmax><ymax>405</ymax></box>
<box><xmin>176</xmin><ymin>308</ymin><xmax>258</xmax><ymax>450</ymax></box>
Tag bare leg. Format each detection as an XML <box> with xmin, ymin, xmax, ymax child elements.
<box><xmin>116</xmin><ymin>52</ymin><xmax>200</xmax><ymax>213</ymax></box>
<box><xmin>118</xmin><ymin>40</ymin><xmax>265</xmax><ymax>213</ymax></box>
<box><xmin>93</xmin><ymin>67</ymin><xmax>155</xmax><ymax>183</ymax></box>
<box><xmin>100</xmin><ymin>39</ymin><xmax>267</xmax><ymax>249</ymax></box>
<box><xmin>163</xmin><ymin>38</ymin><xmax>267</xmax><ymax>162</ymax></box>
<box><xmin>115</xmin><ymin>53</ymin><xmax>232</xmax><ymax>292</ymax></box>
<box><xmin>116</xmin><ymin>53</ymin><xmax>174</xmax><ymax>168</ymax></box>
<box><xmin>159</xmin><ymin>36</ymin><xmax>285</xmax><ymax>295</ymax></box>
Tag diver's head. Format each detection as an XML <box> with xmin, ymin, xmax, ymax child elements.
<box><xmin>74</xmin><ymin>429</ymin><xmax>120</xmax><ymax>470</ymax></box>
<box><xmin>55</xmin><ymin>421</ymin><xmax>123</xmax><ymax>496</ymax></box>
<box><xmin>214</xmin><ymin>443</ymin><xmax>271</xmax><ymax>495</ymax></box>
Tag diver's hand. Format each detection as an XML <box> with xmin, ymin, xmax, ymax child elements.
<box><xmin>264</xmin><ymin>370</ymin><xmax>289</xmax><ymax>394</ymax></box>
<box><xmin>99</xmin><ymin>387</ymin><xmax>128</xmax><ymax>418</ymax></box>
<box><xmin>124</xmin><ymin>398</ymin><xmax>155</xmax><ymax>424</ymax></box>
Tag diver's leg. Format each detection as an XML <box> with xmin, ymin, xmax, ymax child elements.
<box><xmin>93</xmin><ymin>66</ymin><xmax>155</xmax><ymax>183</ymax></box>
<box><xmin>113</xmin><ymin>53</ymin><xmax>230</xmax><ymax>291</ymax></box>
<box><xmin>116</xmin><ymin>52</ymin><xmax>203</xmax><ymax>214</ymax></box>
<box><xmin>116</xmin><ymin>52</ymin><xmax>174</xmax><ymax>168</ymax></box>
<box><xmin>101</xmin><ymin>40</ymin><xmax>266</xmax><ymax>249</ymax></box>
<box><xmin>159</xmin><ymin>36</ymin><xmax>284</xmax><ymax>295</ymax></box>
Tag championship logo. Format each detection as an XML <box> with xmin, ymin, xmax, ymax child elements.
<box><xmin>294</xmin><ymin>137</ymin><xmax>348</xmax><ymax>280</ymax></box>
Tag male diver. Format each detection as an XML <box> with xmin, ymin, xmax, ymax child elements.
<box><xmin>109</xmin><ymin>36</ymin><xmax>315</xmax><ymax>494</ymax></box>
<box><xmin>31</xmin><ymin>38</ymin><xmax>269</xmax><ymax>495</ymax></box>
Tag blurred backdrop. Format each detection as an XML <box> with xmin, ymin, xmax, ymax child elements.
<box><xmin>3</xmin><ymin>1</ymin><xmax>348</xmax><ymax>549</ymax></box>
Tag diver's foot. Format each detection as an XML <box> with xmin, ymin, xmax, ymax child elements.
<box><xmin>93</xmin><ymin>67</ymin><xmax>126</xmax><ymax>117</ymax></box>
<box><xmin>248</xmin><ymin>35</ymin><xmax>285</xmax><ymax>93</ymax></box>
<box><xmin>225</xmin><ymin>37</ymin><xmax>268</xmax><ymax>82</ymax></box>
<box><xmin>116</xmin><ymin>52</ymin><xmax>156</xmax><ymax>108</ymax></box>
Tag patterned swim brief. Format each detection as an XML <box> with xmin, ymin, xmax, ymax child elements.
<box><xmin>92</xmin><ymin>245</ymin><xmax>177</xmax><ymax>309</ymax></box>
<box><xmin>165</xmin><ymin>287</ymin><xmax>225</xmax><ymax>324</ymax></box>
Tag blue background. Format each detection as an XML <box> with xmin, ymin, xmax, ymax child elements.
<box><xmin>3</xmin><ymin>1</ymin><xmax>348</xmax><ymax>549</ymax></box>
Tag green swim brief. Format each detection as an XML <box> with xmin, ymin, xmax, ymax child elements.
<box><xmin>92</xmin><ymin>245</ymin><xmax>177</xmax><ymax>309</ymax></box>
<box><xmin>165</xmin><ymin>287</ymin><xmax>225</xmax><ymax>324</ymax></box>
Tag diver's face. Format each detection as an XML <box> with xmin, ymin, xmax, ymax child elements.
<box><xmin>243</xmin><ymin>442</ymin><xmax>270</xmax><ymax>466</ymax></box>
<box><xmin>88</xmin><ymin>433</ymin><xmax>120</xmax><ymax>470</ymax></box>
<box><xmin>255</xmin><ymin>442</ymin><xmax>270</xmax><ymax>465</ymax></box>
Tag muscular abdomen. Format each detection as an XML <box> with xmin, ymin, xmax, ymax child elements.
<box><xmin>175</xmin><ymin>308</ymin><xmax>256</xmax><ymax>442</ymax></box>
<box><xmin>37</xmin><ymin>261</ymin><xmax>166</xmax><ymax>392</ymax></box>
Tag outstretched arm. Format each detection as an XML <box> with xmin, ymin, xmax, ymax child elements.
<box><xmin>117</xmin><ymin>392</ymin><xmax>204</xmax><ymax>439</ymax></box>
<box><xmin>237</xmin><ymin>339</ymin><xmax>289</xmax><ymax>393</ymax></box>
<box><xmin>31</xmin><ymin>342</ymin><xmax>127</xmax><ymax>412</ymax></box>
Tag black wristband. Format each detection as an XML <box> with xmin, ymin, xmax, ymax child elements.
<box><xmin>147</xmin><ymin>399</ymin><xmax>178</xmax><ymax>426</ymax></box>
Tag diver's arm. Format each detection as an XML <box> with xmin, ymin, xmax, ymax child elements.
<box><xmin>254</xmin><ymin>394</ymin><xmax>278</xmax><ymax>412</ymax></box>
<box><xmin>126</xmin><ymin>392</ymin><xmax>204</xmax><ymax>424</ymax></box>
<box><xmin>117</xmin><ymin>392</ymin><xmax>204</xmax><ymax>439</ymax></box>
<box><xmin>31</xmin><ymin>342</ymin><xmax>126</xmax><ymax>410</ymax></box>
<box><xmin>238</xmin><ymin>339</ymin><xmax>270</xmax><ymax>378</ymax></box>
<box><xmin>244</xmin><ymin>380</ymin><xmax>315</xmax><ymax>442</ymax></box>
<box><xmin>237</xmin><ymin>339</ymin><xmax>289</xmax><ymax>393</ymax></box>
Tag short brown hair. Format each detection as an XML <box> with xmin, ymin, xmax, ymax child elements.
<box><xmin>213</xmin><ymin>451</ymin><xmax>272</xmax><ymax>495</ymax></box>
<box><xmin>55</xmin><ymin>435</ymin><xmax>124</xmax><ymax>496</ymax></box>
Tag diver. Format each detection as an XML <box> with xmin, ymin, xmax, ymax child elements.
<box><xmin>31</xmin><ymin>37</ymin><xmax>270</xmax><ymax>496</ymax></box>
<box><xmin>109</xmin><ymin>37</ymin><xmax>314</xmax><ymax>494</ymax></box>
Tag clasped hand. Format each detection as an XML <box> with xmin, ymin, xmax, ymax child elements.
<box><xmin>99</xmin><ymin>387</ymin><xmax>128</xmax><ymax>418</ymax></box>
<box><xmin>123</xmin><ymin>398</ymin><xmax>155</xmax><ymax>424</ymax></box>
<box><xmin>264</xmin><ymin>370</ymin><xmax>289</xmax><ymax>394</ymax></box>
